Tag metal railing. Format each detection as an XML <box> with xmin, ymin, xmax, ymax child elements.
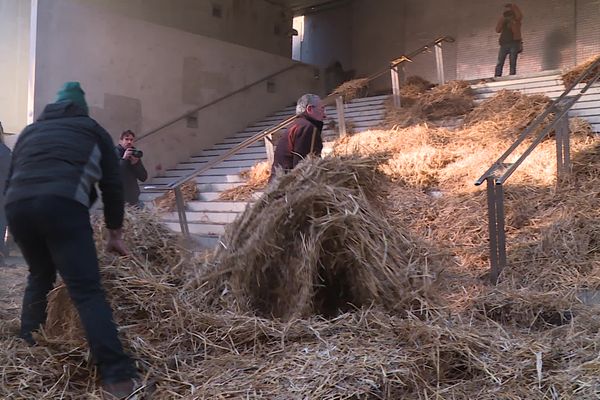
<box><xmin>137</xmin><ymin>63</ymin><xmax>308</xmax><ymax>143</ymax></box>
<box><xmin>168</xmin><ymin>35</ymin><xmax>456</xmax><ymax>236</ymax></box>
<box><xmin>475</xmin><ymin>57</ymin><xmax>600</xmax><ymax>284</ymax></box>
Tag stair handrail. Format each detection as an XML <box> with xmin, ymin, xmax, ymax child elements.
<box><xmin>166</xmin><ymin>35</ymin><xmax>457</xmax><ymax>191</ymax></box>
<box><xmin>475</xmin><ymin>58</ymin><xmax>600</xmax><ymax>186</ymax></box>
<box><xmin>371</xmin><ymin>35</ymin><xmax>455</xmax><ymax>81</ymax></box>
<box><xmin>166</xmin><ymin>35</ymin><xmax>456</xmax><ymax>236</ymax></box>
<box><xmin>136</xmin><ymin>62</ymin><xmax>308</xmax><ymax>143</ymax></box>
<box><xmin>475</xmin><ymin>57</ymin><xmax>600</xmax><ymax>283</ymax></box>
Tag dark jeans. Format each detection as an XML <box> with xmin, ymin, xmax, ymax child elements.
<box><xmin>6</xmin><ymin>195</ymin><xmax>137</xmax><ymax>383</ymax></box>
<box><xmin>495</xmin><ymin>42</ymin><xmax>520</xmax><ymax>77</ymax></box>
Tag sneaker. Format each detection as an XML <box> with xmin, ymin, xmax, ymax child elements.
<box><xmin>101</xmin><ymin>378</ymin><xmax>141</xmax><ymax>399</ymax></box>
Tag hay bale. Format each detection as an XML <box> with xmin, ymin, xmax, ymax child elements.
<box><xmin>330</xmin><ymin>78</ymin><xmax>370</xmax><ymax>101</ymax></box>
<box><xmin>203</xmin><ymin>156</ymin><xmax>442</xmax><ymax>319</ymax></box>
<box><xmin>219</xmin><ymin>161</ymin><xmax>271</xmax><ymax>201</ymax></box>
<box><xmin>561</xmin><ymin>55</ymin><xmax>600</xmax><ymax>88</ymax></box>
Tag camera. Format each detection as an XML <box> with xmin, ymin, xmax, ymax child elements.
<box><xmin>130</xmin><ymin>148</ymin><xmax>143</xmax><ymax>158</ymax></box>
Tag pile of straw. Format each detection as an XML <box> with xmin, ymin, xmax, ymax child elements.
<box><xmin>153</xmin><ymin>180</ymin><xmax>199</xmax><ymax>212</ymax></box>
<box><xmin>561</xmin><ymin>54</ymin><xmax>600</xmax><ymax>88</ymax></box>
<box><xmin>382</xmin><ymin>80</ymin><xmax>475</xmax><ymax>129</ymax></box>
<box><xmin>205</xmin><ymin>156</ymin><xmax>442</xmax><ymax>319</ymax></box>
<box><xmin>330</xmin><ymin>78</ymin><xmax>370</xmax><ymax>101</ymax></box>
<box><xmin>218</xmin><ymin>161</ymin><xmax>271</xmax><ymax>201</ymax></box>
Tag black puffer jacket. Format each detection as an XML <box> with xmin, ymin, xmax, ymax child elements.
<box><xmin>271</xmin><ymin>113</ymin><xmax>324</xmax><ymax>175</ymax></box>
<box><xmin>116</xmin><ymin>144</ymin><xmax>148</xmax><ymax>205</ymax></box>
<box><xmin>6</xmin><ymin>101</ymin><xmax>125</xmax><ymax>229</ymax></box>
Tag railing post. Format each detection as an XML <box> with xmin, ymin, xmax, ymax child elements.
<box><xmin>555</xmin><ymin>115</ymin><xmax>571</xmax><ymax>183</ymax></box>
<box><xmin>174</xmin><ymin>186</ymin><xmax>190</xmax><ymax>238</ymax></box>
<box><xmin>434</xmin><ymin>43</ymin><xmax>445</xmax><ymax>84</ymax></box>
<box><xmin>264</xmin><ymin>134</ymin><xmax>275</xmax><ymax>164</ymax></box>
<box><xmin>390</xmin><ymin>65</ymin><xmax>402</xmax><ymax>108</ymax></box>
<box><xmin>486</xmin><ymin>177</ymin><xmax>506</xmax><ymax>284</ymax></box>
<box><xmin>335</xmin><ymin>96</ymin><xmax>347</xmax><ymax>137</ymax></box>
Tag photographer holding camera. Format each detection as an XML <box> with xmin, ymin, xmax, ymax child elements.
<box><xmin>494</xmin><ymin>3</ymin><xmax>523</xmax><ymax>77</ymax></box>
<box><xmin>116</xmin><ymin>130</ymin><xmax>147</xmax><ymax>207</ymax></box>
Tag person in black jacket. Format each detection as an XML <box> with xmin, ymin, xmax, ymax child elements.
<box><xmin>5</xmin><ymin>82</ymin><xmax>139</xmax><ymax>398</ymax></box>
<box><xmin>116</xmin><ymin>130</ymin><xmax>147</xmax><ymax>207</ymax></box>
<box><xmin>0</xmin><ymin>123</ymin><xmax>11</xmax><ymax>266</ymax></box>
<box><xmin>270</xmin><ymin>93</ymin><xmax>326</xmax><ymax>179</ymax></box>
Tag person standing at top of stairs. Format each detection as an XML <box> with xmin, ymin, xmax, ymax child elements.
<box><xmin>270</xmin><ymin>94</ymin><xmax>326</xmax><ymax>180</ymax></box>
<box><xmin>495</xmin><ymin>3</ymin><xmax>523</xmax><ymax>77</ymax></box>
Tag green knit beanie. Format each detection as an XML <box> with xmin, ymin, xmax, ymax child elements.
<box><xmin>55</xmin><ymin>81</ymin><xmax>89</xmax><ymax>114</ymax></box>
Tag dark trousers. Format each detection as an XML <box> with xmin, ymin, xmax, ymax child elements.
<box><xmin>495</xmin><ymin>42</ymin><xmax>520</xmax><ymax>77</ymax></box>
<box><xmin>6</xmin><ymin>195</ymin><xmax>137</xmax><ymax>383</ymax></box>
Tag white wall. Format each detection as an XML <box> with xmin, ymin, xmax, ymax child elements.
<box><xmin>35</xmin><ymin>0</ymin><xmax>319</xmax><ymax>177</ymax></box>
<box><xmin>0</xmin><ymin>0</ymin><xmax>30</xmax><ymax>141</ymax></box>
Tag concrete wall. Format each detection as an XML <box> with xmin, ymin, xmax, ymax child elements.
<box><xmin>35</xmin><ymin>0</ymin><xmax>319</xmax><ymax>177</ymax></box>
<box><xmin>0</xmin><ymin>0</ymin><xmax>30</xmax><ymax>140</ymax></box>
<box><xmin>351</xmin><ymin>0</ymin><xmax>406</xmax><ymax>91</ymax></box>
<box><xmin>66</xmin><ymin>0</ymin><xmax>293</xmax><ymax>58</ymax></box>
<box><xmin>300</xmin><ymin>7</ymin><xmax>353</xmax><ymax>70</ymax></box>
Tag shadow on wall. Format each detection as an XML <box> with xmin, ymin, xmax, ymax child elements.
<box><xmin>542</xmin><ymin>28</ymin><xmax>573</xmax><ymax>71</ymax></box>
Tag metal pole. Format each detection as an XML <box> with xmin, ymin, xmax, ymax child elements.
<box><xmin>335</xmin><ymin>96</ymin><xmax>347</xmax><ymax>137</ymax></box>
<box><xmin>174</xmin><ymin>186</ymin><xmax>190</xmax><ymax>237</ymax></box>
<box><xmin>390</xmin><ymin>65</ymin><xmax>402</xmax><ymax>108</ymax></box>
<box><xmin>556</xmin><ymin>118</ymin><xmax>564</xmax><ymax>180</ymax></box>
<box><xmin>563</xmin><ymin>117</ymin><xmax>571</xmax><ymax>173</ymax></box>
<box><xmin>434</xmin><ymin>43</ymin><xmax>445</xmax><ymax>84</ymax></box>
<box><xmin>555</xmin><ymin>115</ymin><xmax>571</xmax><ymax>183</ymax></box>
<box><xmin>486</xmin><ymin>177</ymin><xmax>507</xmax><ymax>284</ymax></box>
<box><xmin>264</xmin><ymin>134</ymin><xmax>274</xmax><ymax>164</ymax></box>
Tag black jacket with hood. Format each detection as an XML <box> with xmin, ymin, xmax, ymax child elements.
<box><xmin>5</xmin><ymin>101</ymin><xmax>125</xmax><ymax>229</ymax></box>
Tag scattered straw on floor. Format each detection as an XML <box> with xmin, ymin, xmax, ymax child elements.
<box><xmin>3</xmin><ymin>87</ymin><xmax>600</xmax><ymax>399</ymax></box>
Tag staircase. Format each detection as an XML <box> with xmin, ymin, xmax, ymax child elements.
<box><xmin>146</xmin><ymin>71</ymin><xmax>600</xmax><ymax>248</ymax></box>
<box><xmin>470</xmin><ymin>70</ymin><xmax>600</xmax><ymax>132</ymax></box>
<box><xmin>142</xmin><ymin>94</ymin><xmax>389</xmax><ymax>248</ymax></box>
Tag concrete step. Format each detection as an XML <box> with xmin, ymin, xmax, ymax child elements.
<box><xmin>199</xmin><ymin>145</ymin><xmax>266</xmax><ymax>157</ymax></box>
<box><xmin>186</xmin><ymin>157</ymin><xmax>264</xmax><ymax>169</ymax></box>
<box><xmin>188</xmin><ymin>234</ymin><xmax>221</xmax><ymax>249</ymax></box>
<box><xmin>197</xmin><ymin>191</ymin><xmax>263</xmax><ymax>201</ymax></box>
<box><xmin>164</xmin><ymin>221</ymin><xmax>226</xmax><ymax>236</ymax></box>
<box><xmin>187</xmin><ymin>201</ymin><xmax>249</xmax><ymax>213</ymax></box>
<box><xmin>163</xmin><ymin>210</ymin><xmax>241</xmax><ymax>224</ymax></box>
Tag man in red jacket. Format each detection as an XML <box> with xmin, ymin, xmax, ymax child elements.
<box><xmin>270</xmin><ymin>94</ymin><xmax>326</xmax><ymax>180</ymax></box>
<box><xmin>494</xmin><ymin>3</ymin><xmax>523</xmax><ymax>77</ymax></box>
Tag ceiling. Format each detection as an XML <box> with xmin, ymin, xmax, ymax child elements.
<box><xmin>264</xmin><ymin>0</ymin><xmax>353</xmax><ymax>16</ymax></box>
